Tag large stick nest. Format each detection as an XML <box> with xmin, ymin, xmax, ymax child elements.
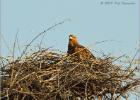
<box><xmin>1</xmin><ymin>49</ymin><xmax>140</xmax><ymax>100</ymax></box>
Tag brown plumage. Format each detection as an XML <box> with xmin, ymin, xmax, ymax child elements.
<box><xmin>67</xmin><ymin>34</ymin><xmax>95</xmax><ymax>61</ymax></box>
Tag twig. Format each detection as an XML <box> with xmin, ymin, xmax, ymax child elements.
<box><xmin>19</xmin><ymin>19</ymin><xmax>69</xmax><ymax>59</ymax></box>
<box><xmin>12</xmin><ymin>29</ymin><xmax>19</xmax><ymax>61</ymax></box>
<box><xmin>129</xmin><ymin>48</ymin><xmax>140</xmax><ymax>68</ymax></box>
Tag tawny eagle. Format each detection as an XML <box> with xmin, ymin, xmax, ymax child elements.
<box><xmin>67</xmin><ymin>34</ymin><xmax>95</xmax><ymax>61</ymax></box>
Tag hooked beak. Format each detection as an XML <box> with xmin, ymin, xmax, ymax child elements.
<box><xmin>69</xmin><ymin>36</ymin><xmax>73</xmax><ymax>40</ymax></box>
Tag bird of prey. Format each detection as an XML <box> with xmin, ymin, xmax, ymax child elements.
<box><xmin>67</xmin><ymin>34</ymin><xmax>95</xmax><ymax>61</ymax></box>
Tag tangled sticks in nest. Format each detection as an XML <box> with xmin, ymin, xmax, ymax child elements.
<box><xmin>1</xmin><ymin>49</ymin><xmax>140</xmax><ymax>100</ymax></box>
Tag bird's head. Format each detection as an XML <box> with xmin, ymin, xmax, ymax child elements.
<box><xmin>69</xmin><ymin>34</ymin><xmax>77</xmax><ymax>40</ymax></box>
<box><xmin>69</xmin><ymin>34</ymin><xmax>79</xmax><ymax>46</ymax></box>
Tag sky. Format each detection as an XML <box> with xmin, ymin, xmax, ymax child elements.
<box><xmin>1</xmin><ymin>0</ymin><xmax>140</xmax><ymax>99</ymax></box>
